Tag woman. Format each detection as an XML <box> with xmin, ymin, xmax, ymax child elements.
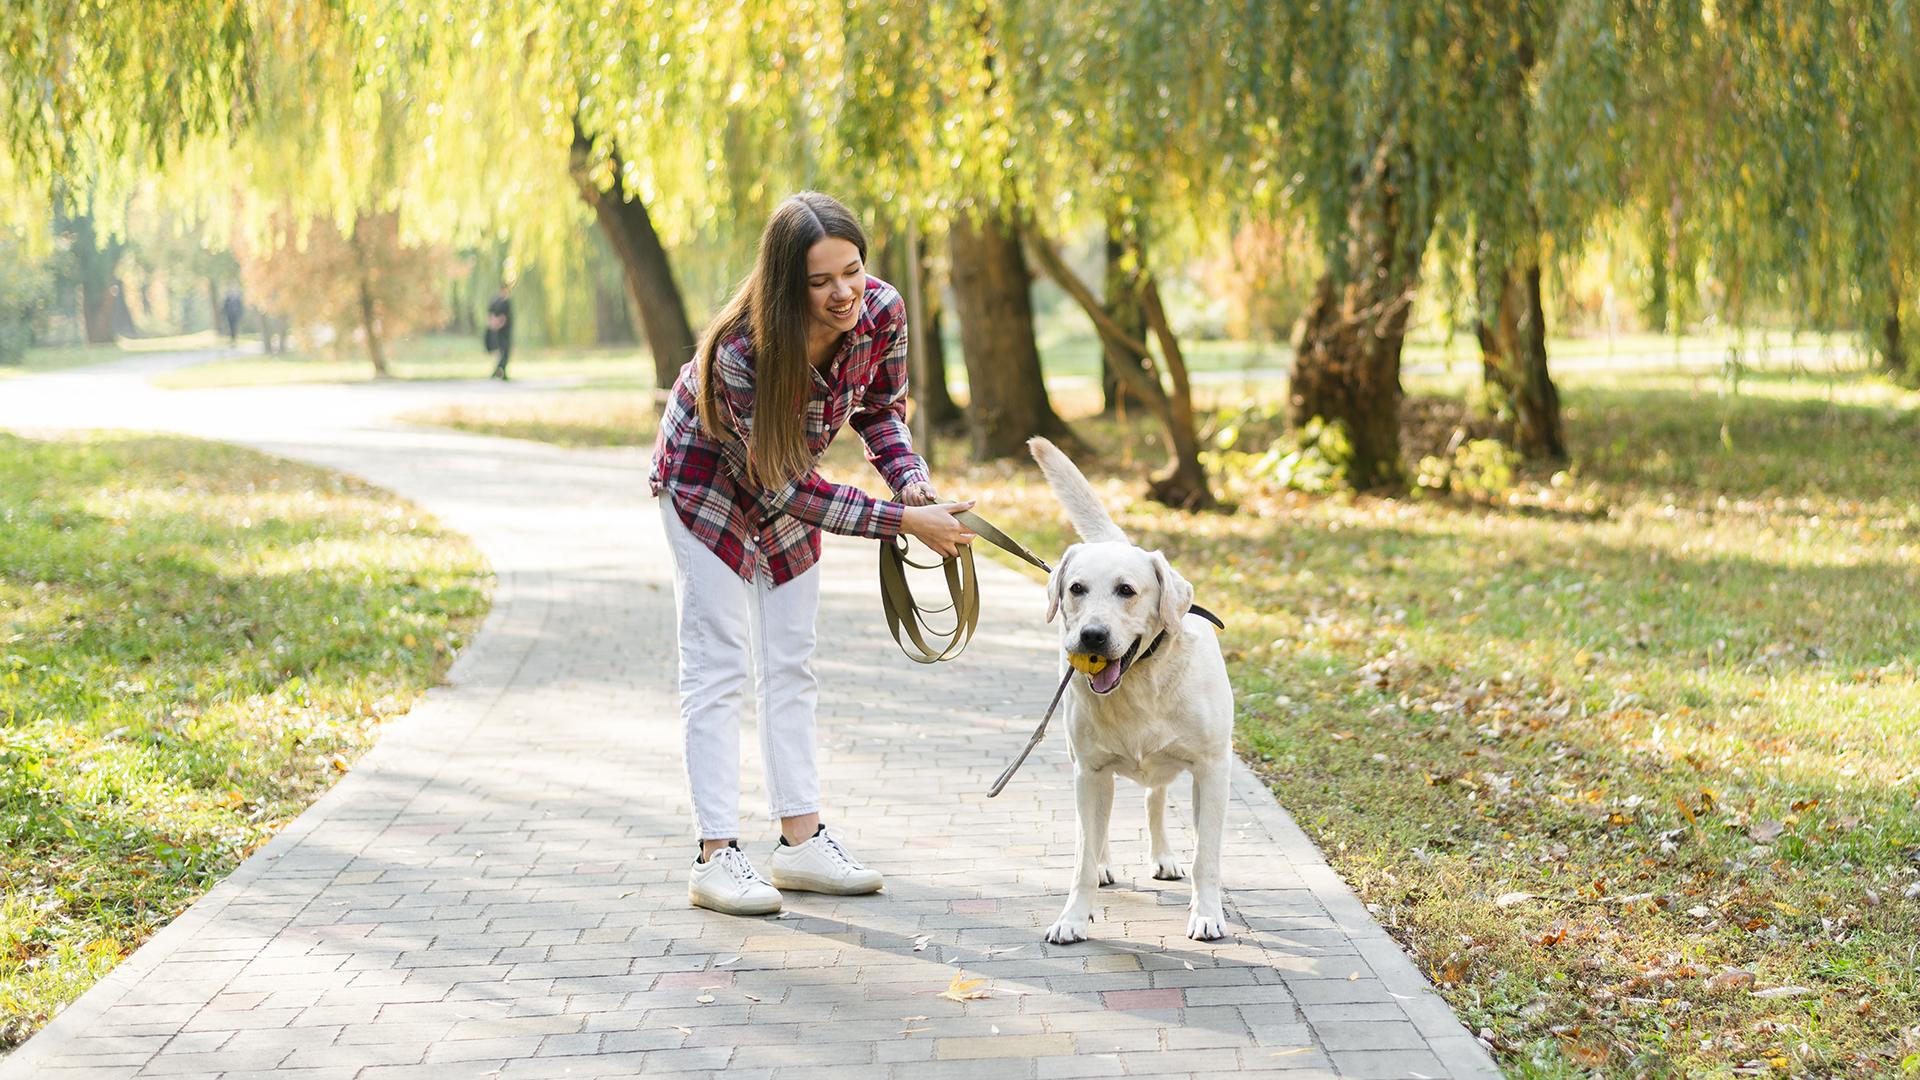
<box><xmin>648</xmin><ymin>192</ymin><xmax>975</xmax><ymax>915</ymax></box>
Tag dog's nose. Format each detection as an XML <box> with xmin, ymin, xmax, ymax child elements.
<box><xmin>1077</xmin><ymin>625</ymin><xmax>1111</xmax><ymax>654</ymax></box>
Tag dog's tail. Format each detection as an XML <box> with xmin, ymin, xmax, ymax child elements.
<box><xmin>1028</xmin><ymin>437</ymin><xmax>1127</xmax><ymax>544</ymax></box>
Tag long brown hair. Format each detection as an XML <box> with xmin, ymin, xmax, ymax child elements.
<box><xmin>696</xmin><ymin>191</ymin><xmax>869</xmax><ymax>489</ymax></box>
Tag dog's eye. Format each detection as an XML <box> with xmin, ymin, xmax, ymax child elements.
<box><xmin>1115</xmin><ymin>583</ymin><xmax>1137</xmax><ymax>598</ymax></box>
<box><xmin>1068</xmin><ymin>582</ymin><xmax>1088</xmax><ymax>596</ymax></box>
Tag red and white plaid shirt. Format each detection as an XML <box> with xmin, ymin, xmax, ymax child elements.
<box><xmin>648</xmin><ymin>276</ymin><xmax>930</xmax><ymax>586</ymax></box>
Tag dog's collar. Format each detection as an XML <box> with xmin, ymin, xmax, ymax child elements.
<box><xmin>1135</xmin><ymin>604</ymin><xmax>1227</xmax><ymax>667</ymax></box>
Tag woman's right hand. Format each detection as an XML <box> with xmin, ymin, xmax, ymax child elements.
<box><xmin>900</xmin><ymin>500</ymin><xmax>977</xmax><ymax>558</ymax></box>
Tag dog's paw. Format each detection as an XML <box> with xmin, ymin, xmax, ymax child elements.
<box><xmin>1097</xmin><ymin>865</ymin><xmax>1116</xmax><ymax>887</ymax></box>
<box><xmin>1151</xmin><ymin>857</ymin><xmax>1184</xmax><ymax>881</ymax></box>
<box><xmin>1044</xmin><ymin>917</ymin><xmax>1092</xmax><ymax>945</ymax></box>
<box><xmin>1186</xmin><ymin>908</ymin><xmax>1229</xmax><ymax>941</ymax></box>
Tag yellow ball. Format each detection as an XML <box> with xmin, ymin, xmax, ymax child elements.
<box><xmin>1068</xmin><ymin>652</ymin><xmax>1109</xmax><ymax>675</ymax></box>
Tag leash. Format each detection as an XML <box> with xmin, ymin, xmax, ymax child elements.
<box><xmin>877</xmin><ymin>508</ymin><xmax>1225</xmax><ymax>797</ymax></box>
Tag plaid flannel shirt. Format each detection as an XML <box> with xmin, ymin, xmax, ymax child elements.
<box><xmin>648</xmin><ymin>275</ymin><xmax>930</xmax><ymax>586</ymax></box>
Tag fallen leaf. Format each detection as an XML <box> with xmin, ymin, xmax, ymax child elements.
<box><xmin>1494</xmin><ymin>891</ymin><xmax>1533</xmax><ymax>908</ymax></box>
<box><xmin>1752</xmin><ymin>985</ymin><xmax>1816</xmax><ymax>999</ymax></box>
<box><xmin>938</xmin><ymin>970</ymin><xmax>991</xmax><ymax>1002</ymax></box>
<box><xmin>901</xmin><ymin>1015</ymin><xmax>929</xmax><ymax>1023</ymax></box>
<box><xmin>695</xmin><ymin>994</ymin><xmax>715</xmax><ymax>1004</ymax></box>
<box><xmin>673</xmin><ymin>1025</ymin><xmax>693</xmax><ymax>1036</ymax></box>
<box><xmin>1347</xmin><ymin>971</ymin><xmax>1360</xmax><ymax>981</ymax></box>
<box><xmin>899</xmin><ymin>1027</ymin><xmax>929</xmax><ymax>1035</ymax></box>
<box><xmin>1272</xmin><ymin>1048</ymin><xmax>1312</xmax><ymax>1058</ymax></box>
<box><xmin>618</xmin><ymin>891</ymin><xmax>635</xmax><ymax>899</ymax></box>
<box><xmin>1748</xmin><ymin>819</ymin><xmax>1786</xmax><ymax>844</ymax></box>
<box><xmin>1704</xmin><ymin>969</ymin><xmax>1756</xmax><ymax>993</ymax></box>
<box><xmin>718</xmin><ymin>956</ymin><xmax>740</xmax><ymax>965</ymax></box>
<box><xmin>742</xmin><ymin>994</ymin><xmax>760</xmax><ymax>1002</ymax></box>
<box><xmin>913</xmin><ymin>936</ymin><xmax>931</xmax><ymax>952</ymax></box>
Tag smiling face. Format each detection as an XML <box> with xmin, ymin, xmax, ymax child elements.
<box><xmin>805</xmin><ymin>236</ymin><xmax>866</xmax><ymax>338</ymax></box>
<box><xmin>1046</xmin><ymin>542</ymin><xmax>1194</xmax><ymax>696</ymax></box>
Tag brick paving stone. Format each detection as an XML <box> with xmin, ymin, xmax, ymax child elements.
<box><xmin>0</xmin><ymin>354</ymin><xmax>1502</xmax><ymax>1079</ymax></box>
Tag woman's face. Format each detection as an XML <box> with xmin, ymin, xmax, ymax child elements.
<box><xmin>805</xmin><ymin>236</ymin><xmax>865</xmax><ymax>336</ymax></box>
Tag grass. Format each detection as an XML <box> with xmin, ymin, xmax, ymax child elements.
<box><xmin>408</xmin><ymin>362</ymin><xmax>1920</xmax><ymax>1077</ymax></box>
<box><xmin>0</xmin><ymin>345</ymin><xmax>127</xmax><ymax>380</ymax></box>
<box><xmin>0</xmin><ymin>433</ymin><xmax>489</xmax><ymax>1051</ymax></box>
<box><xmin>150</xmin><ymin>334</ymin><xmax>655</xmax><ymax>389</ymax></box>
<box><xmin>400</xmin><ymin>388</ymin><xmax>661</xmax><ymax>448</ymax></box>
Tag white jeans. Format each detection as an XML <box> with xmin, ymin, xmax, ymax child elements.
<box><xmin>659</xmin><ymin>499</ymin><xmax>822</xmax><ymax>840</ymax></box>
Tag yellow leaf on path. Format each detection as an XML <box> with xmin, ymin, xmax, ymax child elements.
<box><xmin>901</xmin><ymin>1015</ymin><xmax>929</xmax><ymax>1022</ymax></box>
<box><xmin>938</xmin><ymin>971</ymin><xmax>991</xmax><ymax>1002</ymax></box>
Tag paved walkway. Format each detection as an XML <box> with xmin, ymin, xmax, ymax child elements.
<box><xmin>0</xmin><ymin>352</ymin><xmax>1499</xmax><ymax>1079</ymax></box>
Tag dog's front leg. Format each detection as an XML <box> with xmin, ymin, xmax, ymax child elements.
<box><xmin>1045</xmin><ymin>765</ymin><xmax>1114</xmax><ymax>944</ymax></box>
<box><xmin>1147</xmin><ymin>785</ymin><xmax>1183</xmax><ymax>880</ymax></box>
<box><xmin>1186</xmin><ymin>762</ymin><xmax>1230</xmax><ymax>941</ymax></box>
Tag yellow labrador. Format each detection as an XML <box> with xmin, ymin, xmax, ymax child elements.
<box><xmin>1028</xmin><ymin>438</ymin><xmax>1234</xmax><ymax>943</ymax></box>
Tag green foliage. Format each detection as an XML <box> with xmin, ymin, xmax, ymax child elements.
<box><xmin>1416</xmin><ymin>437</ymin><xmax>1523</xmax><ymax>498</ymax></box>
<box><xmin>0</xmin><ymin>236</ymin><xmax>53</xmax><ymax>363</ymax></box>
<box><xmin>0</xmin><ymin>433</ymin><xmax>487</xmax><ymax>1049</ymax></box>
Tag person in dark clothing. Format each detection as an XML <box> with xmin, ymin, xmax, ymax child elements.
<box><xmin>485</xmin><ymin>284</ymin><xmax>513</xmax><ymax>380</ymax></box>
<box><xmin>221</xmin><ymin>289</ymin><xmax>245</xmax><ymax>345</ymax></box>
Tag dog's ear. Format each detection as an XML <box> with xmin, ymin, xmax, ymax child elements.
<box><xmin>1150</xmin><ymin>550</ymin><xmax>1193</xmax><ymax>632</ymax></box>
<box><xmin>1046</xmin><ymin>545</ymin><xmax>1079</xmax><ymax>623</ymax></box>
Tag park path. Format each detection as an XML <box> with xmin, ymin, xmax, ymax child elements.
<box><xmin>0</xmin><ymin>351</ymin><xmax>1500</xmax><ymax>1079</ymax></box>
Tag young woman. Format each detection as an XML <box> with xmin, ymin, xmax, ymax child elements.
<box><xmin>648</xmin><ymin>192</ymin><xmax>975</xmax><ymax>915</ymax></box>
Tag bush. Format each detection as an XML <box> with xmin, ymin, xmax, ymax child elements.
<box><xmin>0</xmin><ymin>239</ymin><xmax>54</xmax><ymax>365</ymax></box>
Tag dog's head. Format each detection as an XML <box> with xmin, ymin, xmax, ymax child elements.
<box><xmin>1046</xmin><ymin>541</ymin><xmax>1193</xmax><ymax>695</ymax></box>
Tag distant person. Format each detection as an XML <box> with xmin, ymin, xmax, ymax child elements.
<box><xmin>221</xmin><ymin>289</ymin><xmax>245</xmax><ymax>345</ymax></box>
<box><xmin>484</xmin><ymin>283</ymin><xmax>513</xmax><ymax>380</ymax></box>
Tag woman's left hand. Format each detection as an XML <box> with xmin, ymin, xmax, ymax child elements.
<box><xmin>900</xmin><ymin>481</ymin><xmax>940</xmax><ymax>506</ymax></box>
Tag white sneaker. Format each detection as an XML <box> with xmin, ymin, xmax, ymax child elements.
<box><xmin>768</xmin><ymin>826</ymin><xmax>883</xmax><ymax>895</ymax></box>
<box><xmin>689</xmin><ymin>844</ymin><xmax>782</xmax><ymax>915</ymax></box>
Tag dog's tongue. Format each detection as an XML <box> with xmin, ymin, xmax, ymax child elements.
<box><xmin>1089</xmin><ymin>659</ymin><xmax>1124</xmax><ymax>694</ymax></box>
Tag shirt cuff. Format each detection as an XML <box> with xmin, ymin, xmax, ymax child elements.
<box><xmin>870</xmin><ymin>498</ymin><xmax>907</xmax><ymax>540</ymax></box>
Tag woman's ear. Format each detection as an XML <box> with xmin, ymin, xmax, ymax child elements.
<box><xmin>1046</xmin><ymin>546</ymin><xmax>1079</xmax><ymax>623</ymax></box>
<box><xmin>1150</xmin><ymin>551</ymin><xmax>1194</xmax><ymax>632</ymax></box>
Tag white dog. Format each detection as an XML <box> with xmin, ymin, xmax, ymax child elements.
<box><xmin>1028</xmin><ymin>437</ymin><xmax>1235</xmax><ymax>943</ymax></box>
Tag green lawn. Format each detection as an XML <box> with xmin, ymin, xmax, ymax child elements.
<box><xmin>0</xmin><ymin>345</ymin><xmax>126</xmax><ymax>380</ymax></box>
<box><xmin>0</xmin><ymin>434</ymin><xmax>489</xmax><ymax>1051</ymax></box>
<box><xmin>150</xmin><ymin>334</ymin><xmax>656</xmax><ymax>389</ymax></box>
<box><xmin>399</xmin><ymin>388</ymin><xmax>661</xmax><ymax>448</ymax></box>
<box><xmin>408</xmin><ymin>364</ymin><xmax>1920</xmax><ymax>1077</ymax></box>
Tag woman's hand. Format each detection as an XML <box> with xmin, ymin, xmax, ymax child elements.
<box><xmin>899</xmin><ymin>480</ymin><xmax>940</xmax><ymax>506</ymax></box>
<box><xmin>900</xmin><ymin>500</ymin><xmax>977</xmax><ymax>558</ymax></box>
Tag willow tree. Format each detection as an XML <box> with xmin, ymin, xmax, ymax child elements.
<box><xmin>995</xmin><ymin>0</ymin><xmax>1245</xmax><ymax>508</ymax></box>
<box><xmin>1542</xmin><ymin>1</ymin><xmax>1920</xmax><ymax>385</ymax></box>
<box><xmin>827</xmin><ymin>0</ymin><xmax>1075</xmax><ymax>461</ymax></box>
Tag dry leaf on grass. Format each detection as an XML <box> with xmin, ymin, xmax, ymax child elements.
<box><xmin>1752</xmin><ymin>985</ymin><xmax>1816</xmax><ymax>999</ymax></box>
<box><xmin>1704</xmin><ymin>969</ymin><xmax>1756</xmax><ymax>993</ymax></box>
<box><xmin>1495</xmin><ymin>891</ymin><xmax>1534</xmax><ymax>908</ymax></box>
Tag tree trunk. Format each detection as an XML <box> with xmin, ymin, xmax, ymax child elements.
<box><xmin>1025</xmin><ymin>227</ymin><xmax>1213</xmax><ymax>508</ymax></box>
<box><xmin>1139</xmin><ymin>276</ymin><xmax>1214</xmax><ymax>509</ymax></box>
<box><xmin>1477</xmin><ymin>261</ymin><xmax>1567</xmax><ymax>460</ymax></box>
<box><xmin>1289</xmin><ymin>139</ymin><xmax>1432</xmax><ymax>491</ymax></box>
<box><xmin>1882</xmin><ymin>299</ymin><xmax>1915</xmax><ymax>386</ymax></box>
<box><xmin>351</xmin><ymin>236</ymin><xmax>390</xmax><ymax>378</ymax></box>
<box><xmin>879</xmin><ymin>226</ymin><xmax>963</xmax><ymax>429</ymax></box>
<box><xmin>946</xmin><ymin>204</ymin><xmax>1074</xmax><ymax>459</ymax></box>
<box><xmin>72</xmin><ymin>220</ymin><xmax>120</xmax><ymax>344</ymax></box>
<box><xmin>570</xmin><ymin>122</ymin><xmax>696</xmax><ymax>389</ymax></box>
<box><xmin>914</xmin><ymin>236</ymin><xmax>964</xmax><ymax>429</ymax></box>
<box><xmin>1101</xmin><ymin>219</ymin><xmax>1149</xmax><ymax>415</ymax></box>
